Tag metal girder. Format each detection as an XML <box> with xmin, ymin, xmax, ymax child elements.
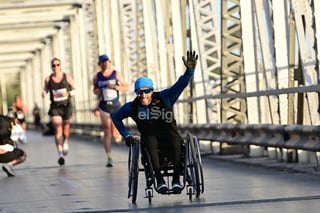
<box><xmin>253</xmin><ymin>0</ymin><xmax>280</xmax><ymax>124</ymax></box>
<box><xmin>0</xmin><ymin>0</ymin><xmax>81</xmax><ymax>9</ymax></box>
<box><xmin>0</xmin><ymin>2</ymin><xmax>93</xmax><ymax>120</ymax></box>
<box><xmin>221</xmin><ymin>0</ymin><xmax>247</xmax><ymax>123</ymax></box>
<box><xmin>1</xmin><ymin>0</ymin><xmax>319</xmax><ymax>128</ymax></box>
<box><xmin>153</xmin><ymin>0</ymin><xmax>170</xmax><ymax>89</ymax></box>
<box><xmin>291</xmin><ymin>0</ymin><xmax>319</xmax><ymax>125</ymax></box>
<box><xmin>76</xmin><ymin>0</ymin><xmax>98</xmax><ymax>122</ymax></box>
<box><xmin>0</xmin><ymin>0</ymin><xmax>81</xmax><ymax>74</ymax></box>
<box><xmin>191</xmin><ymin>0</ymin><xmax>221</xmax><ymax>123</ymax></box>
<box><xmin>119</xmin><ymin>0</ymin><xmax>139</xmax><ymax>92</ymax></box>
<box><xmin>272</xmin><ymin>1</ymin><xmax>290</xmax><ymax>125</ymax></box>
<box><xmin>141</xmin><ymin>0</ymin><xmax>160</xmax><ymax>85</ymax></box>
<box><xmin>315</xmin><ymin>0</ymin><xmax>320</xmax><ymax>77</ymax></box>
<box><xmin>291</xmin><ymin>0</ymin><xmax>317</xmax><ymax>86</ymax></box>
<box><xmin>240</xmin><ymin>0</ymin><xmax>282</xmax><ymax>125</ymax></box>
<box><xmin>0</xmin><ymin>11</ymin><xmax>76</xmax><ymax>25</ymax></box>
<box><xmin>240</xmin><ymin>0</ymin><xmax>260</xmax><ymax>124</ymax></box>
<box><xmin>135</xmin><ymin>0</ymin><xmax>147</xmax><ymax>77</ymax></box>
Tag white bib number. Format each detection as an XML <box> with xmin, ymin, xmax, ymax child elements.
<box><xmin>102</xmin><ymin>88</ymin><xmax>117</xmax><ymax>101</ymax></box>
<box><xmin>53</xmin><ymin>88</ymin><xmax>68</xmax><ymax>102</ymax></box>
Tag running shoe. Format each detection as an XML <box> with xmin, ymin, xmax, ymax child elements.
<box><xmin>63</xmin><ymin>143</ymin><xmax>69</xmax><ymax>156</ymax></box>
<box><xmin>2</xmin><ymin>164</ymin><xmax>15</xmax><ymax>177</ymax></box>
<box><xmin>172</xmin><ymin>181</ymin><xmax>183</xmax><ymax>193</ymax></box>
<box><xmin>156</xmin><ymin>182</ymin><xmax>168</xmax><ymax>194</ymax></box>
<box><xmin>58</xmin><ymin>157</ymin><xmax>65</xmax><ymax>166</ymax></box>
<box><xmin>106</xmin><ymin>158</ymin><xmax>113</xmax><ymax>167</ymax></box>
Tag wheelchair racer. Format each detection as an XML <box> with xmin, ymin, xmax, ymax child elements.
<box><xmin>112</xmin><ymin>50</ymin><xmax>198</xmax><ymax>194</ymax></box>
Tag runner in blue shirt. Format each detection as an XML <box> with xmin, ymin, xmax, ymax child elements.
<box><xmin>93</xmin><ymin>54</ymin><xmax>129</xmax><ymax>167</ymax></box>
<box><xmin>112</xmin><ymin>50</ymin><xmax>198</xmax><ymax>194</ymax></box>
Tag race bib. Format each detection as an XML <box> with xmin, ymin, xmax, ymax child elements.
<box><xmin>53</xmin><ymin>88</ymin><xmax>68</xmax><ymax>102</ymax></box>
<box><xmin>102</xmin><ymin>88</ymin><xmax>117</xmax><ymax>101</ymax></box>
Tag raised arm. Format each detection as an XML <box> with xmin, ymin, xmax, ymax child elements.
<box><xmin>160</xmin><ymin>50</ymin><xmax>198</xmax><ymax>107</ymax></box>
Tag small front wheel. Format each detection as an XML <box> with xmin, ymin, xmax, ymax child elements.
<box><xmin>147</xmin><ymin>189</ymin><xmax>152</xmax><ymax>203</ymax></box>
<box><xmin>188</xmin><ymin>186</ymin><xmax>193</xmax><ymax>201</ymax></box>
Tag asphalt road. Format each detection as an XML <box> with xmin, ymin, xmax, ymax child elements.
<box><xmin>1</xmin><ymin>130</ymin><xmax>320</xmax><ymax>213</ymax></box>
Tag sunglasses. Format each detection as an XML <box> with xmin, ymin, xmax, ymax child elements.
<box><xmin>136</xmin><ymin>89</ymin><xmax>153</xmax><ymax>95</ymax></box>
<box><xmin>52</xmin><ymin>64</ymin><xmax>60</xmax><ymax>68</ymax></box>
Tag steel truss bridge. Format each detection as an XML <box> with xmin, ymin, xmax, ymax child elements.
<box><xmin>1</xmin><ymin>0</ymin><xmax>320</xmax><ymax>164</ymax></box>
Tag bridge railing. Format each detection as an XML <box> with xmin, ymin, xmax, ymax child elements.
<box><xmin>178</xmin><ymin>123</ymin><xmax>320</xmax><ymax>150</ymax></box>
<box><xmin>179</xmin><ymin>123</ymin><xmax>320</xmax><ymax>165</ymax></box>
<box><xmin>66</xmin><ymin>122</ymin><xmax>320</xmax><ymax>165</ymax></box>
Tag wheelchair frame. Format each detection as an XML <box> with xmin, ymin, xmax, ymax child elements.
<box><xmin>127</xmin><ymin>133</ymin><xmax>204</xmax><ymax>203</ymax></box>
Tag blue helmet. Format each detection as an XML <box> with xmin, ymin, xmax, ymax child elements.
<box><xmin>134</xmin><ymin>77</ymin><xmax>154</xmax><ymax>92</ymax></box>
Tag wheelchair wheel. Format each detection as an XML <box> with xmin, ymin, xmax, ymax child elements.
<box><xmin>187</xmin><ymin>133</ymin><xmax>204</xmax><ymax>198</ymax></box>
<box><xmin>128</xmin><ymin>139</ymin><xmax>140</xmax><ymax>203</ymax></box>
<box><xmin>127</xmin><ymin>147</ymin><xmax>132</xmax><ymax>198</ymax></box>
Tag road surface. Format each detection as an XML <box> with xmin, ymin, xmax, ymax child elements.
<box><xmin>1</xmin><ymin>130</ymin><xmax>320</xmax><ymax>212</ymax></box>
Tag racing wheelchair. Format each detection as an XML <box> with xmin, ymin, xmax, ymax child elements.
<box><xmin>127</xmin><ymin>133</ymin><xmax>204</xmax><ymax>203</ymax></box>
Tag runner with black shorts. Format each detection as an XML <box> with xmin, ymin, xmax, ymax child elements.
<box><xmin>42</xmin><ymin>58</ymin><xmax>75</xmax><ymax>166</ymax></box>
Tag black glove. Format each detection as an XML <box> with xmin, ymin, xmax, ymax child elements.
<box><xmin>125</xmin><ymin>135</ymin><xmax>135</xmax><ymax>147</ymax></box>
<box><xmin>182</xmin><ymin>50</ymin><xmax>198</xmax><ymax>69</ymax></box>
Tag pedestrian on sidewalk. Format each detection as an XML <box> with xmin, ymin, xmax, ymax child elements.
<box><xmin>42</xmin><ymin>58</ymin><xmax>75</xmax><ymax>166</ymax></box>
<box><xmin>92</xmin><ymin>54</ymin><xmax>129</xmax><ymax>167</ymax></box>
<box><xmin>0</xmin><ymin>115</ymin><xmax>27</xmax><ymax>177</ymax></box>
